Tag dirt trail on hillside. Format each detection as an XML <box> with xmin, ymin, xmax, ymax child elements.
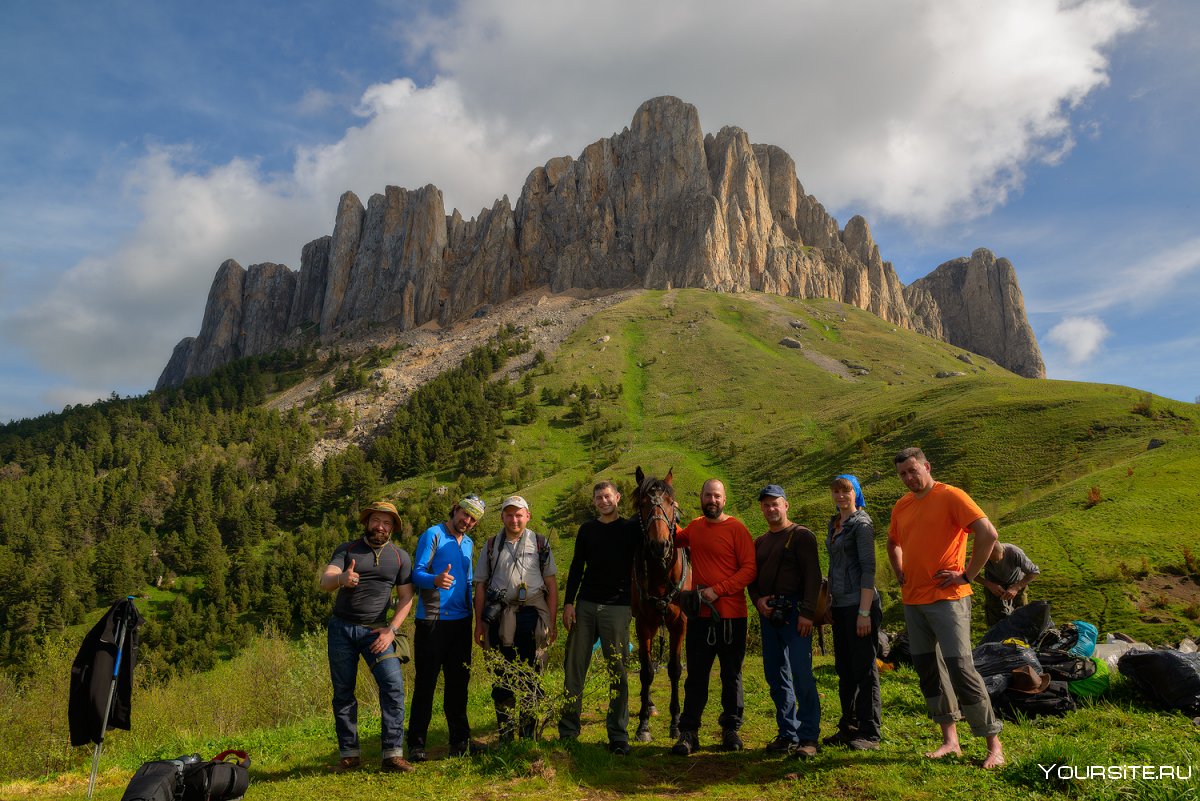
<box><xmin>267</xmin><ymin>288</ymin><xmax>639</xmax><ymax>462</ymax></box>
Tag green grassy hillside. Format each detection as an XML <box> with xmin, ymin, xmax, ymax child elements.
<box><xmin>393</xmin><ymin>289</ymin><xmax>1200</xmax><ymax>642</ymax></box>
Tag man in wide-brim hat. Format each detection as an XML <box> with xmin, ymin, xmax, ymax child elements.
<box><xmin>320</xmin><ymin>500</ymin><xmax>416</xmax><ymax>773</ymax></box>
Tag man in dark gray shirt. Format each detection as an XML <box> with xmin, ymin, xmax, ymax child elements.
<box><xmin>320</xmin><ymin>500</ymin><xmax>415</xmax><ymax>773</ymax></box>
<box><xmin>979</xmin><ymin>542</ymin><xmax>1040</xmax><ymax>626</ymax></box>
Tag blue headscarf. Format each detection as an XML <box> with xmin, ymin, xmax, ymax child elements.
<box><xmin>835</xmin><ymin>474</ymin><xmax>866</xmax><ymax>509</ymax></box>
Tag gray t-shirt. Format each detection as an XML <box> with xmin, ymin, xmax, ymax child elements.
<box><xmin>329</xmin><ymin>538</ymin><xmax>413</xmax><ymax>625</ymax></box>
<box><xmin>475</xmin><ymin>529</ymin><xmax>557</xmax><ymax>597</ymax></box>
<box><xmin>982</xmin><ymin>543</ymin><xmax>1039</xmax><ymax>588</ymax></box>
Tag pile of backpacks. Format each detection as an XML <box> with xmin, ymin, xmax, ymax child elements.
<box><xmin>879</xmin><ymin>600</ymin><xmax>1200</xmax><ymax>722</ymax></box>
<box><xmin>968</xmin><ymin>602</ymin><xmax>1102</xmax><ymax>720</ymax></box>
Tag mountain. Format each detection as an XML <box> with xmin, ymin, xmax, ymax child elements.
<box><xmin>157</xmin><ymin>97</ymin><xmax>1044</xmax><ymax>389</ymax></box>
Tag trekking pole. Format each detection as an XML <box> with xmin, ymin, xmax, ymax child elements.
<box><xmin>87</xmin><ymin>597</ymin><xmax>135</xmax><ymax>800</ymax></box>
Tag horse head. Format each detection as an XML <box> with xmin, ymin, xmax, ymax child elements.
<box><xmin>634</xmin><ymin>466</ymin><xmax>678</xmax><ymax>565</ymax></box>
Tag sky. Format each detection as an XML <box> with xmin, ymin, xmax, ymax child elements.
<box><xmin>1</xmin><ymin>0</ymin><xmax>1197</xmax><ymax>423</ymax></box>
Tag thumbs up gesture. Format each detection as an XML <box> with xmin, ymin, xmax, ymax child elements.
<box><xmin>342</xmin><ymin>558</ymin><xmax>360</xmax><ymax>589</ymax></box>
<box><xmin>435</xmin><ymin>563</ymin><xmax>455</xmax><ymax>590</ymax></box>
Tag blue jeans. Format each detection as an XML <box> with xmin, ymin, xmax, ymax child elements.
<box><xmin>760</xmin><ymin>603</ymin><xmax>820</xmax><ymax>743</ymax></box>
<box><xmin>327</xmin><ymin>616</ymin><xmax>407</xmax><ymax>759</ymax></box>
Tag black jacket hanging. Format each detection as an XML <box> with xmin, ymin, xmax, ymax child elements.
<box><xmin>69</xmin><ymin>598</ymin><xmax>143</xmax><ymax>746</ymax></box>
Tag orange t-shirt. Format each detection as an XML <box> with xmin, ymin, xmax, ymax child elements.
<box><xmin>887</xmin><ymin>482</ymin><xmax>985</xmax><ymax>606</ymax></box>
<box><xmin>677</xmin><ymin>516</ymin><xmax>757</xmax><ymax>618</ymax></box>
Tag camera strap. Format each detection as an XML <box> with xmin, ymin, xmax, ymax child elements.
<box><xmin>767</xmin><ymin>526</ymin><xmax>795</xmax><ymax>596</ymax></box>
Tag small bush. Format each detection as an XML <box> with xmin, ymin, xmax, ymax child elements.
<box><xmin>1085</xmin><ymin>486</ymin><xmax>1103</xmax><ymax>508</ymax></box>
<box><xmin>1184</xmin><ymin>546</ymin><xmax>1199</xmax><ymax>577</ymax></box>
<box><xmin>1131</xmin><ymin>392</ymin><xmax>1155</xmax><ymax>417</ymax></box>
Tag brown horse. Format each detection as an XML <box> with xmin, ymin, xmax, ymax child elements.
<box><xmin>630</xmin><ymin>466</ymin><xmax>689</xmax><ymax>742</ymax></box>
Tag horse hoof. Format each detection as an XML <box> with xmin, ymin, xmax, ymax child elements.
<box><xmin>669</xmin><ymin>726</ymin><xmax>680</xmax><ymax>739</ymax></box>
<box><xmin>636</xmin><ymin>730</ymin><xmax>653</xmax><ymax>743</ymax></box>
<box><xmin>648</xmin><ymin>705</ymin><xmax>658</xmax><ymax>717</ymax></box>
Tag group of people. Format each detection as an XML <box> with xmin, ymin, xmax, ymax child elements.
<box><xmin>319</xmin><ymin>446</ymin><xmax>1040</xmax><ymax>772</ymax></box>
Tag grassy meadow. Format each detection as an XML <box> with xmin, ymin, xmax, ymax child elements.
<box><xmin>4</xmin><ymin>628</ymin><xmax>1198</xmax><ymax>801</ymax></box>
<box><xmin>4</xmin><ymin>288</ymin><xmax>1200</xmax><ymax>799</ymax></box>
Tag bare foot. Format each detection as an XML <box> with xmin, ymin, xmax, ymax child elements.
<box><xmin>924</xmin><ymin>743</ymin><xmax>962</xmax><ymax>759</ymax></box>
<box><xmin>981</xmin><ymin>749</ymin><xmax>1005</xmax><ymax>770</ymax></box>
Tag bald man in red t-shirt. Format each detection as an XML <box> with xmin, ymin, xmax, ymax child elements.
<box><xmin>670</xmin><ymin>478</ymin><xmax>757</xmax><ymax>756</ymax></box>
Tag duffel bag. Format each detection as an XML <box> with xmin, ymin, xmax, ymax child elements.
<box><xmin>182</xmin><ymin>750</ymin><xmax>250</xmax><ymax>801</ymax></box>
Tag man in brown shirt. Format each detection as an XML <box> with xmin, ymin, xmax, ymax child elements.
<box><xmin>748</xmin><ymin>485</ymin><xmax>823</xmax><ymax>758</ymax></box>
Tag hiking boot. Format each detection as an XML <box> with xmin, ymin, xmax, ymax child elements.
<box><xmin>334</xmin><ymin>755</ymin><xmax>360</xmax><ymax>772</ymax></box>
<box><xmin>821</xmin><ymin>729</ymin><xmax>856</xmax><ymax>747</ymax></box>
<box><xmin>792</xmin><ymin>742</ymin><xmax>819</xmax><ymax>760</ymax></box>
<box><xmin>608</xmin><ymin>741</ymin><xmax>631</xmax><ymax>756</ymax></box>
<box><xmin>671</xmin><ymin>730</ymin><xmax>699</xmax><ymax>756</ymax></box>
<box><xmin>407</xmin><ymin>746</ymin><xmax>428</xmax><ymax>763</ymax></box>
<box><xmin>449</xmin><ymin>739</ymin><xmax>487</xmax><ymax>757</ymax></box>
<box><xmin>765</xmin><ymin>735</ymin><xmax>799</xmax><ymax>755</ymax></box>
<box><xmin>380</xmin><ymin>756</ymin><xmax>415</xmax><ymax>773</ymax></box>
<box><xmin>848</xmin><ymin>738</ymin><xmax>880</xmax><ymax>751</ymax></box>
<box><xmin>720</xmin><ymin>729</ymin><xmax>744</xmax><ymax>751</ymax></box>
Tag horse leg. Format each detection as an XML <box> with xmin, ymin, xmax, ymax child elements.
<box><xmin>636</xmin><ymin>633</ymin><xmax>656</xmax><ymax>742</ymax></box>
<box><xmin>667</xmin><ymin>624</ymin><xmax>684</xmax><ymax>739</ymax></box>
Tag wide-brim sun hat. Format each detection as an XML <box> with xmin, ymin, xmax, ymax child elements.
<box><xmin>359</xmin><ymin>500</ymin><xmax>402</xmax><ymax>528</ymax></box>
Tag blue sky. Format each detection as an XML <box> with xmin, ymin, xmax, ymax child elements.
<box><xmin>1</xmin><ymin>0</ymin><xmax>1196</xmax><ymax>422</ymax></box>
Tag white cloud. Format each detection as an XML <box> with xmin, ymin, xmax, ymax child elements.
<box><xmin>293</xmin><ymin>77</ymin><xmax>546</xmax><ymax>217</ymax></box>
<box><xmin>3</xmin><ymin>146</ymin><xmax>332</xmax><ymax>391</ymax></box>
<box><xmin>415</xmin><ymin>0</ymin><xmax>1143</xmax><ymax>225</ymax></box>
<box><xmin>1071</xmin><ymin>236</ymin><xmax>1200</xmax><ymax>314</ymax></box>
<box><xmin>296</xmin><ymin>88</ymin><xmax>338</xmax><ymax>116</ymax></box>
<box><xmin>1046</xmin><ymin>315</ymin><xmax>1111</xmax><ymax>365</ymax></box>
<box><xmin>2</xmin><ymin>79</ymin><xmax>550</xmax><ymax>396</ymax></box>
<box><xmin>1</xmin><ymin>0</ymin><xmax>1145</xmax><ymax>409</ymax></box>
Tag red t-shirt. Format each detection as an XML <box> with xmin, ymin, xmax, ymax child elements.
<box><xmin>888</xmin><ymin>483</ymin><xmax>985</xmax><ymax>606</ymax></box>
<box><xmin>677</xmin><ymin>516</ymin><xmax>757</xmax><ymax>618</ymax></box>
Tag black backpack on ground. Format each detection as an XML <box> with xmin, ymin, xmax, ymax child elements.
<box><xmin>885</xmin><ymin>631</ymin><xmax>912</xmax><ymax>666</ymax></box>
<box><xmin>121</xmin><ymin>750</ymin><xmax>249</xmax><ymax>801</ymax></box>
<box><xmin>1037</xmin><ymin>622</ymin><xmax>1079</xmax><ymax>653</ymax></box>
<box><xmin>979</xmin><ymin>600</ymin><xmax>1053</xmax><ymax>645</ymax></box>
<box><xmin>121</xmin><ymin>758</ymin><xmax>190</xmax><ymax>801</ymax></box>
<box><xmin>994</xmin><ymin>680</ymin><xmax>1077</xmax><ymax>721</ymax></box>
<box><xmin>1037</xmin><ymin>647</ymin><xmax>1097</xmax><ymax>682</ymax></box>
<box><xmin>1118</xmin><ymin>649</ymin><xmax>1200</xmax><ymax>715</ymax></box>
<box><xmin>972</xmin><ymin>641</ymin><xmax>1042</xmax><ymax>679</ymax></box>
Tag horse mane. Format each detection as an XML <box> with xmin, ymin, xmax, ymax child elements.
<box><xmin>636</xmin><ymin>475</ymin><xmax>675</xmax><ymax>502</ymax></box>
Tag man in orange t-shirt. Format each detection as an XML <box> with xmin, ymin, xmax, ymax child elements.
<box><xmin>670</xmin><ymin>478</ymin><xmax>757</xmax><ymax>756</ymax></box>
<box><xmin>887</xmin><ymin>447</ymin><xmax>1004</xmax><ymax>770</ymax></box>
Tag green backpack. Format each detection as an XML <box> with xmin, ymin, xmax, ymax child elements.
<box><xmin>1068</xmin><ymin>656</ymin><xmax>1110</xmax><ymax>699</ymax></box>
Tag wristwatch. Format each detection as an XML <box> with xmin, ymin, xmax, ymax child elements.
<box><xmin>857</xmin><ymin>609</ymin><xmax>870</xmax><ymax>618</ymax></box>
<box><xmin>389</xmin><ymin>625</ymin><xmax>400</xmax><ymax>636</ymax></box>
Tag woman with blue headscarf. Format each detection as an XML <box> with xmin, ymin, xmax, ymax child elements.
<box><xmin>824</xmin><ymin>474</ymin><xmax>882</xmax><ymax>750</ymax></box>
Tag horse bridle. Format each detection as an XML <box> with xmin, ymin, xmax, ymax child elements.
<box><xmin>636</xmin><ymin>481</ymin><xmax>688</xmax><ymax>615</ymax></box>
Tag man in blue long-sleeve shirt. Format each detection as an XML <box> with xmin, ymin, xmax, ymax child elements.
<box><xmin>407</xmin><ymin>495</ymin><xmax>486</xmax><ymax>761</ymax></box>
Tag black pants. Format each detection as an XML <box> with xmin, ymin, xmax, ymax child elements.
<box><xmin>407</xmin><ymin>617</ymin><xmax>473</xmax><ymax>749</ymax></box>
<box><xmin>679</xmin><ymin>616</ymin><xmax>747</xmax><ymax>733</ymax></box>
<box><xmin>830</xmin><ymin>600</ymin><xmax>882</xmax><ymax>741</ymax></box>
<box><xmin>489</xmin><ymin>606</ymin><xmax>541</xmax><ymax>738</ymax></box>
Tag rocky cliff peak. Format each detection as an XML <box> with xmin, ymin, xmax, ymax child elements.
<box><xmin>157</xmin><ymin>96</ymin><xmax>1044</xmax><ymax>388</ymax></box>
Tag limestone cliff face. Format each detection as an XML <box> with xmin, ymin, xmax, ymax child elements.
<box><xmin>158</xmin><ymin>96</ymin><xmax>1045</xmax><ymax>388</ymax></box>
<box><xmin>905</xmin><ymin>249</ymin><xmax>1046</xmax><ymax>378</ymax></box>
